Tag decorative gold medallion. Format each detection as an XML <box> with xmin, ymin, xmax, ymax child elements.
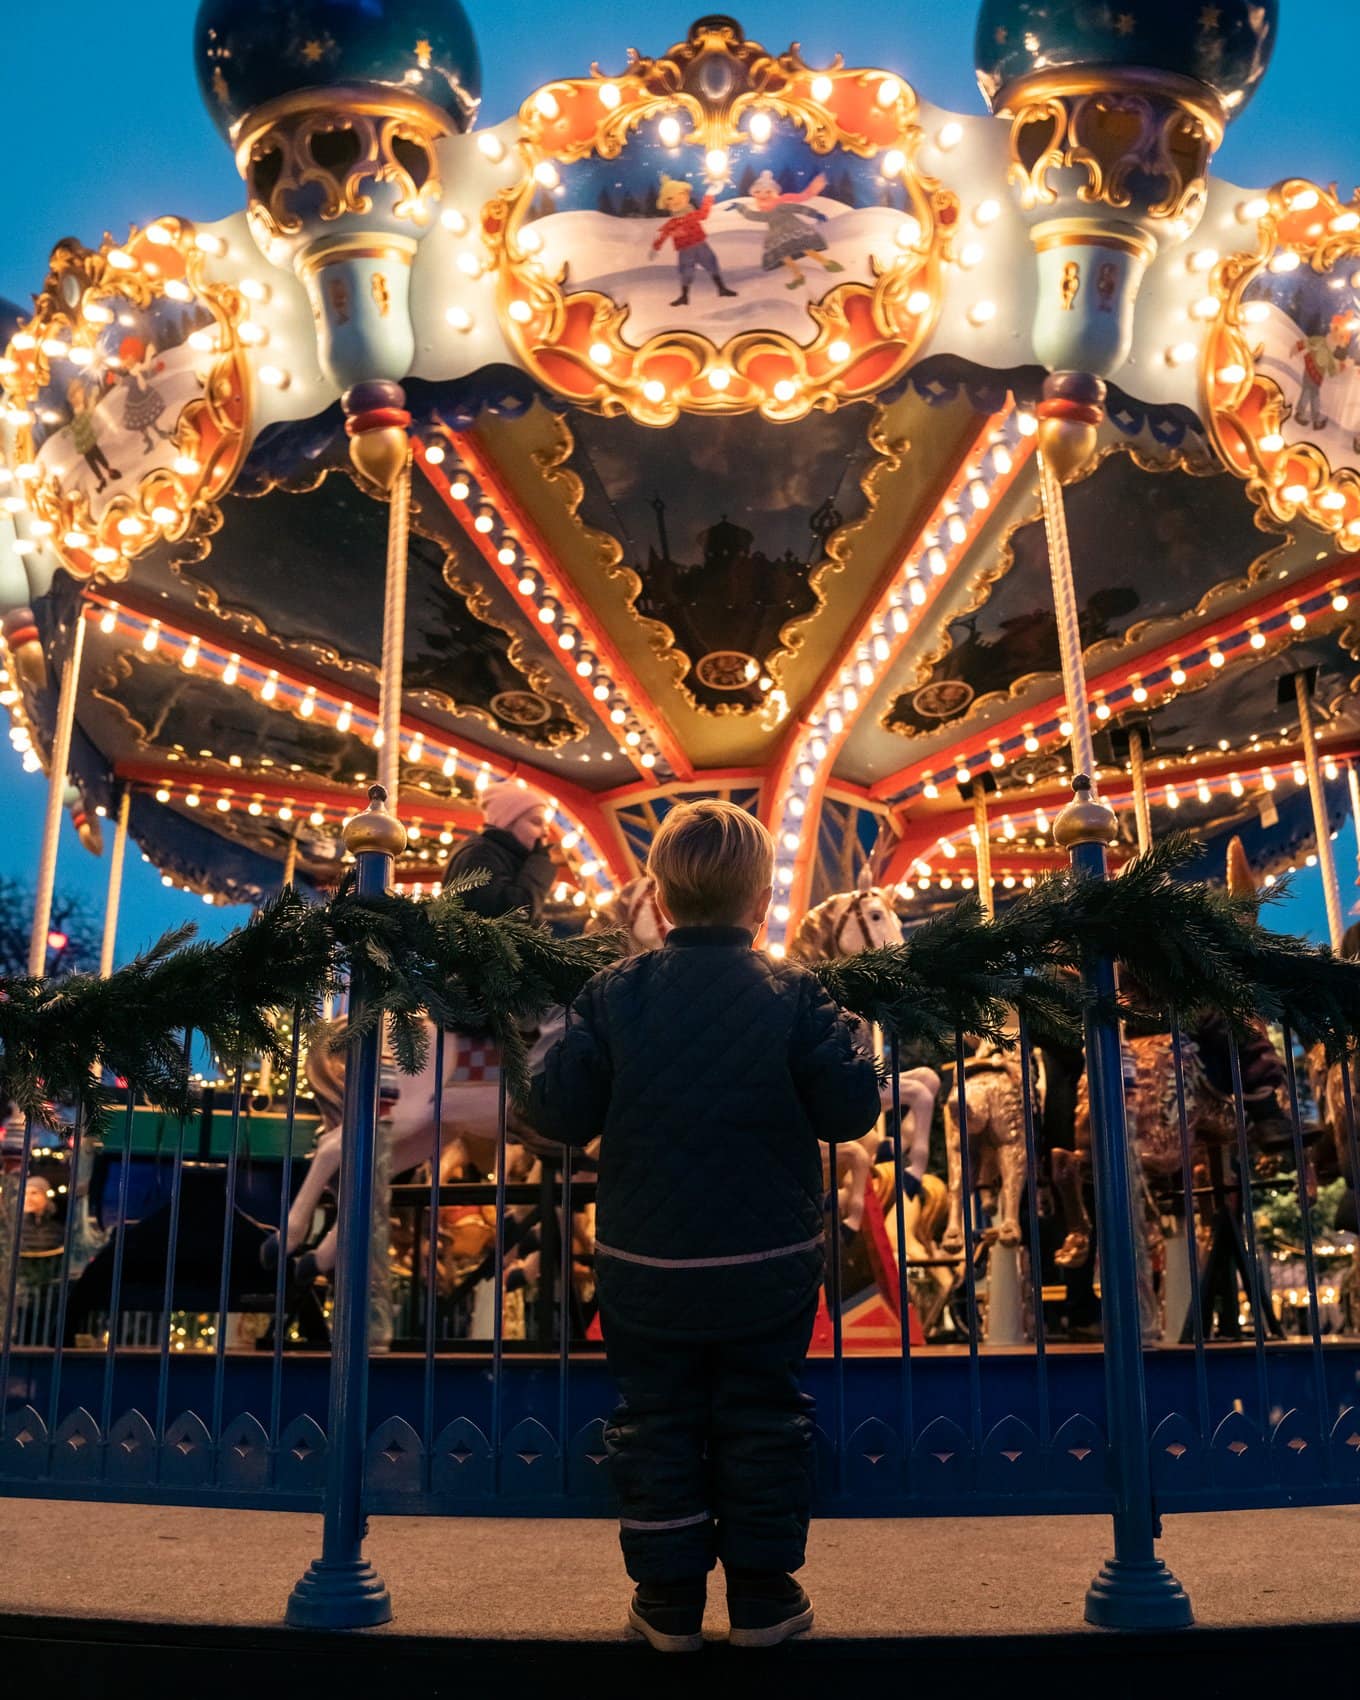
<box><xmin>1205</xmin><ymin>179</ymin><xmax>1360</xmax><ymax>549</ymax></box>
<box><xmin>490</xmin><ymin>688</ymin><xmax>553</xmax><ymax>726</ymax></box>
<box><xmin>694</xmin><ymin>649</ymin><xmax>761</xmax><ymax>690</ymax></box>
<box><xmin>0</xmin><ymin>219</ymin><xmax>249</xmax><ymax>582</ymax></box>
<box><xmin>482</xmin><ymin>19</ymin><xmax>954</xmax><ymax>423</ymax></box>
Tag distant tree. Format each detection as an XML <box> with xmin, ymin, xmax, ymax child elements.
<box><xmin>0</xmin><ymin>877</ymin><xmax>101</xmax><ymax>978</ymax></box>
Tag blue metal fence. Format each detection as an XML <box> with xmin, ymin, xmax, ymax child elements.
<box><xmin>2</xmin><ymin>801</ymin><xmax>1359</xmax><ymax>1632</ymax></box>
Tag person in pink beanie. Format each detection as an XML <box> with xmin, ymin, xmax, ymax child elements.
<box><xmin>441</xmin><ymin>780</ymin><xmax>556</xmax><ymax>921</ymax></box>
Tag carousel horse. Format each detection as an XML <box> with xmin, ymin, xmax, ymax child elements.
<box><xmin>941</xmin><ymin>1034</ymin><xmax>1038</xmax><ymax>1256</ymax></box>
<box><xmin>1307</xmin><ymin>921</ymin><xmax>1360</xmax><ymax>1182</ymax></box>
<box><xmin>273</xmin><ymin>875</ymin><xmax>668</xmax><ymax>1280</ymax></box>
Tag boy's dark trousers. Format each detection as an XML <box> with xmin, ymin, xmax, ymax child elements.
<box><xmin>602</xmin><ymin>1301</ymin><xmax>818</xmax><ymax>1583</ymax></box>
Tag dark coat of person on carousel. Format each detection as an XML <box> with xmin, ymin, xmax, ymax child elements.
<box><xmin>441</xmin><ymin>780</ymin><xmax>557</xmax><ymax>922</ymax></box>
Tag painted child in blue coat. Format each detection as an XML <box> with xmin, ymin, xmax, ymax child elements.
<box><xmin>530</xmin><ymin>800</ymin><xmax>882</xmax><ymax>1651</ymax></box>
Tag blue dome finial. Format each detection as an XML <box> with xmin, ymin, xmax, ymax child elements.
<box><xmin>975</xmin><ymin>0</ymin><xmax>1278</xmax><ymax>120</ymax></box>
<box><xmin>194</xmin><ymin>0</ymin><xmax>482</xmax><ymax>142</ymax></box>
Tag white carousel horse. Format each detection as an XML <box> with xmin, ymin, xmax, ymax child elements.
<box><xmin>278</xmin><ymin>875</ymin><xmax>667</xmax><ymax>1278</ymax></box>
<box><xmin>787</xmin><ymin>872</ymin><xmax>943</xmax><ymax>1230</ymax></box>
<box><xmin>941</xmin><ymin>1035</ymin><xmax>1039</xmax><ymax>1256</ymax></box>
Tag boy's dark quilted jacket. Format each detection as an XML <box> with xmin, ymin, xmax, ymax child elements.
<box><xmin>529</xmin><ymin>926</ymin><xmax>883</xmax><ymax>1341</ymax></box>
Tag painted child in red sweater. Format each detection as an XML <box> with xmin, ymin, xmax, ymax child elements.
<box><xmin>649</xmin><ymin>176</ymin><xmax>738</xmax><ymax>308</ymax></box>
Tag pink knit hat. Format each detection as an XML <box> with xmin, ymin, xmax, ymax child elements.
<box><xmin>483</xmin><ymin>780</ymin><xmax>551</xmax><ymax>835</ymax></box>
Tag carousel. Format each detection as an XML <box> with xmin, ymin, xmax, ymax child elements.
<box><xmin>3</xmin><ymin>0</ymin><xmax>1360</xmax><ymax>1517</ymax></box>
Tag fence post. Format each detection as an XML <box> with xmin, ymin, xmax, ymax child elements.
<box><xmin>286</xmin><ymin>784</ymin><xmax>406</xmax><ymax>1629</ymax></box>
<box><xmin>1057</xmin><ymin>778</ymin><xmax>1191</xmax><ymax>1628</ymax></box>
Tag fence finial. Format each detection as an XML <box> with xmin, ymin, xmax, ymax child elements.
<box><xmin>343</xmin><ymin>783</ymin><xmax>407</xmax><ymax>857</ymax></box>
<box><xmin>1054</xmin><ymin>773</ymin><xmax>1118</xmax><ymax>850</ymax></box>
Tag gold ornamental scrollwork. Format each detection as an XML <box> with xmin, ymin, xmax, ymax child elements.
<box><xmin>0</xmin><ymin>219</ymin><xmax>250</xmax><ymax>584</ymax></box>
<box><xmin>1002</xmin><ymin>68</ymin><xmax>1223</xmax><ymax>228</ymax></box>
<box><xmin>1204</xmin><ymin>177</ymin><xmax>1360</xmax><ymax>550</ymax></box>
<box><xmin>483</xmin><ymin>22</ymin><xmax>955</xmax><ymax>424</ymax></box>
<box><xmin>235</xmin><ymin>87</ymin><xmax>447</xmax><ymax>257</ymax></box>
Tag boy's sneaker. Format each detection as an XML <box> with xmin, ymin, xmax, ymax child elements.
<box><xmin>627</xmin><ymin>1579</ymin><xmax>706</xmax><ymax>1653</ymax></box>
<box><xmin>726</xmin><ymin>1572</ymin><xmax>814</xmax><ymax>1647</ymax></box>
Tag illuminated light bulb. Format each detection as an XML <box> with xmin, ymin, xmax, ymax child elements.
<box><xmin>968</xmin><ymin>479</ymin><xmax>990</xmax><ymax>510</ymax></box>
<box><xmin>456</xmin><ymin>250</ymin><xmax>482</xmax><ymax>279</ymax></box>
<box><xmin>811</xmin><ymin>74</ymin><xmax>834</xmax><ymax>102</ymax></box>
<box><xmin>216</xmin><ymin>796</ymin><xmax>232</xmax><ymax>812</ymax></box>
<box><xmin>946</xmin><ymin>513</ymin><xmax>968</xmax><ymax>545</ymax></box>
<box><xmin>772</xmin><ymin>378</ymin><xmax>798</xmax><ymax>402</ymax></box>
<box><xmin>1290</xmin><ymin>609</ymin><xmax>1307</xmax><ymax>630</ymax></box>
<box><xmin>299</xmin><ymin>689</ymin><xmax>316</xmax><ymax>719</ymax></box>
<box><xmin>908</xmin><ymin>575</ymin><xmax>927</xmax><ymax>606</ymax></box>
<box><xmin>1170</xmin><ymin>664</ymin><xmax>1187</xmax><ymax>686</ymax></box>
<box><xmin>1016</xmin><ymin>410</ymin><xmax>1038</xmax><ymax>437</ymax></box>
<box><xmin>371</xmin><ymin>726</ymin><xmax>385</xmax><ymax>747</ymax></box>
<box><xmin>1167</xmin><ymin>341</ymin><xmax>1198</xmax><ymax>365</ymax></box>
<box><xmin>424</xmin><ymin>441</ymin><xmax>446</xmax><ymax>467</ymax></box>
<box><xmin>882</xmin><ymin>150</ymin><xmax>908</xmax><ymax>180</ymax></box>
<box><xmin>182</xmin><ymin>638</ymin><xmax>199</xmax><ymax>670</ymax></box>
<box><xmin>558</xmin><ymin>629</ymin><xmax>576</xmax><ymax>650</ymax></box>
<box><xmin>589</xmin><ymin>341</ymin><xmax>612</xmax><ymax>366</ymax></box>
<box><xmin>1320</xmin><ymin>488</ymin><xmax>1346</xmax><ymax>510</ymax></box>
<box><xmin>1197</xmin><ymin>780</ymin><xmax>1212</xmax><ymax>804</ymax></box>
<box><xmin>117</xmin><ymin>515</ymin><xmax>145</xmax><ymax>538</ymax></box>
<box><xmin>473</xmin><ymin>507</ymin><xmax>495</xmax><ymax>533</ymax></box>
<box><xmin>1333</xmin><ymin>592</ymin><xmax>1350</xmax><ymax>611</ymax></box>
<box><xmin>1023</xmin><ymin>731</ymin><xmax>1039</xmax><ymax>754</ymax></box>
<box><xmin>64</xmin><ymin>528</ymin><xmax>90</xmax><ymax>548</ymax></box>
<box><xmin>336</xmin><ymin>702</ymin><xmax>352</xmax><ymax>732</ymax></box>
<box><xmin>537</xmin><ymin>603</ymin><xmax>556</xmax><ymax>623</ymax></box>
<box><xmin>248</xmin><ymin>800</ymin><xmax>263</xmax><ymax>816</ymax></box>
<box><xmin>598</xmin><ymin>80</ymin><xmax>621</xmax><ymax>109</ymax></box>
<box><xmin>925</xmin><ymin>545</ymin><xmax>948</xmax><ymax>577</ymax></box>
<box><xmin>624</xmin><ymin>730</ymin><xmax>642</xmax><ymax>748</ymax></box>
<box><xmin>642</xmin><ymin>378</ymin><xmax>666</xmax><ymax>404</ymax></box>
<box><xmin>1241</xmin><ymin>302</ymin><xmax>1271</xmax><ymax>329</ymax></box>
<box><xmin>142</xmin><ymin>621</ymin><xmax>161</xmax><ymax>654</ymax></box>
<box><xmin>960</xmin><ymin>242</ymin><xmax>985</xmax><ymax>269</ymax></box>
<box><xmin>28</xmin><ymin>517</ymin><xmax>53</xmax><ymax>536</ymax></box>
<box><xmin>1129</xmin><ymin>681</ymin><xmax>1149</xmax><ymax>705</ymax></box>
<box><xmin>872</xmin><ymin>633</ymin><xmax>890</xmax><ymax>663</ymax></box>
<box><xmin>968</xmin><ymin>300</ymin><xmax>996</xmax><ymax>326</ymax></box>
<box><xmin>238</xmin><ymin>320</ymin><xmax>268</xmax><ymax>346</ymax></box>
<box><xmin>975</xmin><ymin>199</ymin><xmax>1000</xmax><ymax>227</ymax></box>
<box><xmin>593</xmin><ymin>681</ymin><xmax>610</xmax><ymax>702</ymax></box>
<box><xmin>1209</xmin><ymin>648</ymin><xmax>1226</xmax><ymax>667</ymax></box>
<box><xmin>1289</xmin><ymin>187</ymin><xmax>1320</xmax><ymax>211</ymax></box>
<box><xmin>1270</xmin><ymin>250</ymin><xmax>1301</xmax><ymax>274</ymax></box>
<box><xmin>1262</xmin><ymin>769</ymin><xmax>1277</xmax><ymax>791</ymax></box>
<box><xmin>990</xmin><ymin>748</ymin><xmax>1005</xmax><ymax>769</ymax></box>
<box><xmin>449</xmin><ymin>477</ymin><xmax>471</xmax><ymax>503</ymax></box>
<box><xmin>827</xmin><ymin>707</ymin><xmax>844</xmax><ymax>735</ymax></box>
<box><xmin>151</xmin><ymin>504</ymin><xmax>178</xmax><ymax>526</ymax></box>
<box><xmin>107</xmin><ymin>249</ymin><xmax>134</xmax><ymax>270</ymax></box>
<box><xmin>705</xmin><ymin>148</ymin><xmax>729</xmax><ymax>178</ymax></box>
<box><xmin>708</xmin><ymin>365</ymin><xmax>733</xmax><ymax>390</ymax></box>
<box><xmin>826</xmin><ymin>339</ymin><xmax>851</xmax><ymax>364</ymax></box>
<box><xmin>921</xmin><ymin>778</ymin><xmax>939</xmax><ymax>800</ymax></box>
<box><xmin>477</xmin><ymin>132</ymin><xmax>506</xmax><ymax>162</ymax></box>
<box><xmin>876</xmin><ymin>75</ymin><xmax>901</xmax><ymax>106</ymax></box>
<box><xmin>506</xmin><ymin>298</ymin><xmax>534</xmax><ymax>329</ymax></box>
<box><xmin>1282</xmin><ymin>482</ymin><xmax>1309</xmax><ymax>503</ymax></box>
<box><xmin>445</xmin><ymin>305</ymin><xmax>473</xmax><ymax>332</ymax></box>
<box><xmin>937</xmin><ymin>121</ymin><xmax>963</xmax><ymax>149</ymax></box>
<box><xmin>172</xmin><ymin>453</ymin><xmax>201</xmax><ymax>477</ymax></box>
<box><xmin>154</xmin><ymin>786</ymin><xmax>171</xmax><ymax>803</ymax></box>
<box><xmin>992</xmin><ymin>445</ymin><xmax>1013</xmax><ymax>476</ymax></box>
<box><xmin>10</xmin><ymin>330</ymin><xmax>35</xmax><ymax>349</ymax></box>
<box><xmin>497</xmin><ymin>542</ymin><xmax>518</xmax><ymax>566</ymax></box>
<box><xmin>1165</xmin><ymin>785</ymin><xmax>1181</xmax><ymax>809</ymax></box>
<box><xmin>1249</xmin><ymin>627</ymin><xmax>1266</xmax><ymax>649</ymax></box>
<box><xmin>442</xmin><ymin>753</ymin><xmax>458</xmax><ymax>778</ymax></box>
<box><xmin>658</xmin><ymin>114</ymin><xmax>682</xmax><ymax>147</ymax></box>
<box><xmin>1229</xmin><ymin>773</ymin><xmax>1245</xmax><ymax>798</ymax></box>
<box><xmin>749</xmin><ymin>109</ymin><xmax>772</xmax><ymax>142</ymax></box>
<box><xmin>1191</xmin><ymin>297</ymin><xmax>1220</xmax><ymax>320</ymax></box>
<box><xmin>1324</xmin><ymin>758</ymin><xmax>1340</xmax><ymax>781</ymax></box>
<box><xmin>163</xmin><ymin>278</ymin><xmax>194</xmax><ymax>304</ymax></box>
<box><xmin>261</xmin><ymin>670</ymin><xmax>278</xmax><ymax>703</ymax></box>
<box><xmin>842</xmin><ymin>686</ymin><xmax>858</xmax><ymax>712</ymax></box>
<box><xmin>516</xmin><ymin>572</ymin><xmax>537</xmax><ymax>596</ymax></box>
<box><xmin>890</xmin><ymin>604</ymin><xmax>909</xmax><ymax>633</ymax></box>
<box><xmin>1094</xmin><ymin>699</ymin><xmax>1111</xmax><ymax>720</ymax></box>
<box><xmin>99</xmin><ymin>605</ymin><xmax>118</xmax><ymax>635</ymax></box>
<box><xmin>187</xmin><ymin>329</ymin><xmax>216</xmax><ymax>352</ymax></box>
<box><xmin>955</xmin><ymin>765</ymin><xmax>971</xmax><ymax>784</ymax></box>
<box><xmin>907</xmin><ymin>289</ymin><xmax>932</xmax><ymax>315</ymax></box>
<box><xmin>810</xmin><ymin>735</ymin><xmax>828</xmax><ymax>761</ymax></box>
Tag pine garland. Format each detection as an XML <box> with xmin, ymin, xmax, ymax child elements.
<box><xmin>1</xmin><ymin>834</ymin><xmax>1356</xmax><ymax>1133</ymax></box>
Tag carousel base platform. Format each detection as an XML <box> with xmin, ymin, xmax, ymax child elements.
<box><xmin>1</xmin><ymin>1497</ymin><xmax>1357</xmax><ymax>1699</ymax></box>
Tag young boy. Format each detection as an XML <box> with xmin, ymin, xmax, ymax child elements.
<box><xmin>530</xmin><ymin>800</ymin><xmax>882</xmax><ymax>1652</ymax></box>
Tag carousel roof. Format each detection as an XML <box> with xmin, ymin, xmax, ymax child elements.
<box><xmin>2</xmin><ymin>4</ymin><xmax>1356</xmax><ymax>951</ymax></box>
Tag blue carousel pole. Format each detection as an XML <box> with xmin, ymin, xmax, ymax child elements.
<box><xmin>287</xmin><ymin>785</ymin><xmax>407</xmax><ymax>1630</ymax></box>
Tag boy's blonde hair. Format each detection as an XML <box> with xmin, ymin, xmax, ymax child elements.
<box><xmin>657</xmin><ymin>174</ymin><xmax>693</xmax><ymax>212</ymax></box>
<box><xmin>646</xmin><ymin>799</ymin><xmax>774</xmax><ymax>927</ymax></box>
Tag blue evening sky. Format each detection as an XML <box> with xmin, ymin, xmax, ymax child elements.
<box><xmin>0</xmin><ymin>2</ymin><xmax>1357</xmax><ymax>961</ymax></box>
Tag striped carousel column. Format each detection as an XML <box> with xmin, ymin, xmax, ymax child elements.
<box><xmin>27</xmin><ymin>604</ymin><xmax>86</xmax><ymax>975</ymax></box>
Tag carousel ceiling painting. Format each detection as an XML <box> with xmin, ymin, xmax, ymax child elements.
<box><xmin>3</xmin><ymin>0</ymin><xmax>1358</xmax><ymax>958</ymax></box>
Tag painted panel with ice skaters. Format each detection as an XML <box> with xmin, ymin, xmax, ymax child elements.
<box><xmin>2</xmin><ymin>219</ymin><xmax>249</xmax><ymax>583</ymax></box>
<box><xmin>482</xmin><ymin>18</ymin><xmax>955</xmax><ymax>423</ymax></box>
<box><xmin>1207</xmin><ymin>179</ymin><xmax>1360</xmax><ymax>547</ymax></box>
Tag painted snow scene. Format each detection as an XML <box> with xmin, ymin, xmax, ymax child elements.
<box><xmin>520</xmin><ymin>112</ymin><xmax>926</xmax><ymax>349</ymax></box>
<box><xmin>29</xmin><ymin>289</ymin><xmax>221</xmax><ymax>525</ymax></box>
<box><xmin>1244</xmin><ymin>251</ymin><xmax>1360</xmax><ymax>466</ymax></box>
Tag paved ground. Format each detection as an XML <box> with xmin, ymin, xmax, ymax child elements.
<box><xmin>2</xmin><ymin>1496</ymin><xmax>1358</xmax><ymax>1641</ymax></box>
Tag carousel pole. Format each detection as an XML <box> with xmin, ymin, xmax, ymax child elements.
<box><xmin>281</xmin><ymin>827</ymin><xmax>300</xmax><ymax>892</ymax></box>
<box><xmin>27</xmin><ymin>605</ymin><xmax>86</xmax><ymax>976</ymax></box>
<box><xmin>1038</xmin><ymin>387</ymin><xmax>1191</xmax><ymax>1630</ymax></box>
<box><xmin>1293</xmin><ymin>672</ymin><xmax>1346</xmax><ymax>952</ymax></box>
<box><xmin>98</xmin><ymin>787</ymin><xmax>131</xmax><ymax>979</ymax></box>
<box><xmin>1127</xmin><ymin>727</ymin><xmax>1154</xmax><ymax>858</ymax></box>
<box><xmin>287</xmin><ymin>785</ymin><xmax>406</xmax><ymax>1630</ymax></box>
<box><xmin>972</xmin><ymin>787</ymin><xmax>995</xmax><ymax>919</ymax></box>
<box><xmin>1348</xmin><ymin>761</ymin><xmax>1360</xmax><ymax>885</ymax></box>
